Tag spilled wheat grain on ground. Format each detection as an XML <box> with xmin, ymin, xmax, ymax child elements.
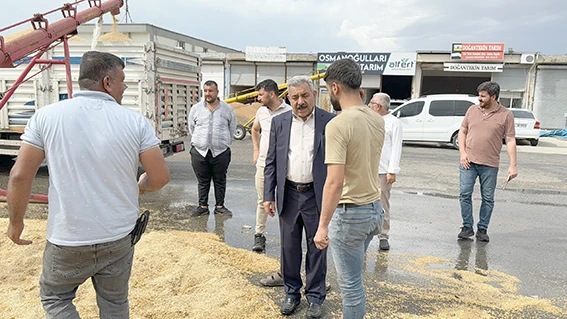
<box><xmin>0</xmin><ymin>218</ymin><xmax>281</xmax><ymax>319</ymax></box>
<box><xmin>1</xmin><ymin>216</ymin><xmax>566</xmax><ymax>318</ymax></box>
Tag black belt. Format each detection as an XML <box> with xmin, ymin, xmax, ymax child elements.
<box><xmin>339</xmin><ymin>203</ymin><xmax>360</xmax><ymax>209</ymax></box>
<box><xmin>338</xmin><ymin>202</ymin><xmax>378</xmax><ymax>210</ymax></box>
<box><xmin>285</xmin><ymin>179</ymin><xmax>314</xmax><ymax>192</ymax></box>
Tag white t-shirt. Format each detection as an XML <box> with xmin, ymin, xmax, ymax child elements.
<box><xmin>379</xmin><ymin>113</ymin><xmax>403</xmax><ymax>174</ymax></box>
<box><xmin>21</xmin><ymin>91</ymin><xmax>160</xmax><ymax>246</ymax></box>
<box><xmin>254</xmin><ymin>101</ymin><xmax>291</xmax><ymax>167</ymax></box>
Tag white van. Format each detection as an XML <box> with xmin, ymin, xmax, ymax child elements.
<box><xmin>391</xmin><ymin>94</ymin><xmax>479</xmax><ymax>149</ymax></box>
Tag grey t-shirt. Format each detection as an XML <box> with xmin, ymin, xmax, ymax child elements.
<box><xmin>22</xmin><ymin>91</ymin><xmax>160</xmax><ymax>246</ymax></box>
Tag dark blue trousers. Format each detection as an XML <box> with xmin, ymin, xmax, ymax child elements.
<box><xmin>279</xmin><ymin>184</ymin><xmax>327</xmax><ymax>305</ymax></box>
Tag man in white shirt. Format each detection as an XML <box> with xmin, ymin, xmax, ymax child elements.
<box><xmin>252</xmin><ymin>79</ymin><xmax>291</xmax><ymax>252</ymax></box>
<box><xmin>369</xmin><ymin>92</ymin><xmax>403</xmax><ymax>251</ymax></box>
<box><xmin>264</xmin><ymin>76</ymin><xmax>334</xmax><ymax>318</ymax></box>
<box><xmin>7</xmin><ymin>51</ymin><xmax>170</xmax><ymax>318</ymax></box>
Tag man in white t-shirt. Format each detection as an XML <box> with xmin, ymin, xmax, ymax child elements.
<box><xmin>369</xmin><ymin>92</ymin><xmax>403</xmax><ymax>251</ymax></box>
<box><xmin>7</xmin><ymin>51</ymin><xmax>170</xmax><ymax>318</ymax></box>
<box><xmin>252</xmin><ymin>79</ymin><xmax>291</xmax><ymax>252</ymax></box>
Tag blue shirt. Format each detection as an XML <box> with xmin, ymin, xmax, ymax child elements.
<box><xmin>188</xmin><ymin>99</ymin><xmax>237</xmax><ymax>157</ymax></box>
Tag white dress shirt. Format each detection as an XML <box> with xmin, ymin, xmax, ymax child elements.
<box><xmin>287</xmin><ymin>109</ymin><xmax>315</xmax><ymax>183</ymax></box>
<box><xmin>379</xmin><ymin>112</ymin><xmax>403</xmax><ymax>174</ymax></box>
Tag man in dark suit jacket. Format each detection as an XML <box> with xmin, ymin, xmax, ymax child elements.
<box><xmin>264</xmin><ymin>76</ymin><xmax>335</xmax><ymax>319</ymax></box>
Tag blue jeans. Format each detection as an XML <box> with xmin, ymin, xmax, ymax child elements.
<box><xmin>329</xmin><ymin>200</ymin><xmax>383</xmax><ymax>319</ymax></box>
<box><xmin>459</xmin><ymin>163</ymin><xmax>498</xmax><ymax>230</ymax></box>
<box><xmin>40</xmin><ymin>235</ymin><xmax>134</xmax><ymax>319</ymax></box>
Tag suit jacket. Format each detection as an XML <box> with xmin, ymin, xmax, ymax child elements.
<box><xmin>264</xmin><ymin>108</ymin><xmax>335</xmax><ymax>215</ymax></box>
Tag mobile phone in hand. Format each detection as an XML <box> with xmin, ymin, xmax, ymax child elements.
<box><xmin>502</xmin><ymin>175</ymin><xmax>512</xmax><ymax>190</ymax></box>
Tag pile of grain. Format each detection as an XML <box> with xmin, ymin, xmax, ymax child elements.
<box><xmin>0</xmin><ymin>218</ymin><xmax>280</xmax><ymax>319</ymax></box>
<box><xmin>231</xmin><ymin>102</ymin><xmax>261</xmax><ymax>125</ymax></box>
<box><xmin>363</xmin><ymin>253</ymin><xmax>566</xmax><ymax>318</ymax></box>
<box><xmin>98</xmin><ymin>15</ymin><xmax>132</xmax><ymax>42</ymax></box>
<box><xmin>3</xmin><ymin>28</ymin><xmax>85</xmax><ymax>43</ymax></box>
<box><xmin>2</xmin><ymin>215</ymin><xmax>565</xmax><ymax>318</ymax></box>
<box><xmin>68</xmin><ymin>35</ymin><xmax>87</xmax><ymax>42</ymax></box>
<box><xmin>3</xmin><ymin>28</ymin><xmax>34</xmax><ymax>41</ymax></box>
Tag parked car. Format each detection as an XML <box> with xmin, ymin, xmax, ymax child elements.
<box><xmin>510</xmin><ymin>108</ymin><xmax>540</xmax><ymax>146</ymax></box>
<box><xmin>389</xmin><ymin>99</ymin><xmax>408</xmax><ymax>109</ymax></box>
<box><xmin>391</xmin><ymin>94</ymin><xmax>478</xmax><ymax>149</ymax></box>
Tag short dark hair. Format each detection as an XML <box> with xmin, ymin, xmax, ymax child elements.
<box><xmin>204</xmin><ymin>80</ymin><xmax>218</xmax><ymax>88</ymax></box>
<box><xmin>323</xmin><ymin>58</ymin><xmax>362</xmax><ymax>91</ymax></box>
<box><xmin>477</xmin><ymin>81</ymin><xmax>500</xmax><ymax>99</ymax></box>
<box><xmin>78</xmin><ymin>51</ymin><xmax>124</xmax><ymax>90</ymax></box>
<box><xmin>256</xmin><ymin>79</ymin><xmax>279</xmax><ymax>94</ymax></box>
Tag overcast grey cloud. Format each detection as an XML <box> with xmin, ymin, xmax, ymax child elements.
<box><xmin>2</xmin><ymin>0</ymin><xmax>567</xmax><ymax>54</ymax></box>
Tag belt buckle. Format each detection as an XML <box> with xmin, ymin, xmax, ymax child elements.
<box><xmin>297</xmin><ymin>185</ymin><xmax>307</xmax><ymax>192</ymax></box>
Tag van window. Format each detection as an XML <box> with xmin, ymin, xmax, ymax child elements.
<box><xmin>455</xmin><ymin>100</ymin><xmax>475</xmax><ymax>116</ymax></box>
<box><xmin>396</xmin><ymin>101</ymin><xmax>424</xmax><ymax>118</ymax></box>
<box><xmin>429</xmin><ymin>100</ymin><xmax>454</xmax><ymax>116</ymax></box>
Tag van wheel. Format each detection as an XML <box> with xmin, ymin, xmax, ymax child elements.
<box><xmin>530</xmin><ymin>139</ymin><xmax>538</xmax><ymax>146</ymax></box>
<box><xmin>451</xmin><ymin>133</ymin><xmax>459</xmax><ymax>150</ymax></box>
<box><xmin>233</xmin><ymin>124</ymin><xmax>246</xmax><ymax>140</ymax></box>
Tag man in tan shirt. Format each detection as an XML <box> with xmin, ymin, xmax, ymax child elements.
<box><xmin>314</xmin><ymin>59</ymin><xmax>385</xmax><ymax>319</ymax></box>
<box><xmin>458</xmin><ymin>81</ymin><xmax>517</xmax><ymax>242</ymax></box>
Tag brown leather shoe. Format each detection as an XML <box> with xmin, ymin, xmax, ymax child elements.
<box><xmin>260</xmin><ymin>272</ymin><xmax>284</xmax><ymax>287</ymax></box>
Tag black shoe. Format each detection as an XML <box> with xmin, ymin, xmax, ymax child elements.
<box><xmin>214</xmin><ymin>206</ymin><xmax>232</xmax><ymax>216</ymax></box>
<box><xmin>458</xmin><ymin>226</ymin><xmax>474</xmax><ymax>239</ymax></box>
<box><xmin>306</xmin><ymin>302</ymin><xmax>322</xmax><ymax>319</ymax></box>
<box><xmin>379</xmin><ymin>239</ymin><xmax>390</xmax><ymax>250</ymax></box>
<box><xmin>476</xmin><ymin>229</ymin><xmax>490</xmax><ymax>242</ymax></box>
<box><xmin>252</xmin><ymin>233</ymin><xmax>266</xmax><ymax>252</ymax></box>
<box><xmin>190</xmin><ymin>206</ymin><xmax>209</xmax><ymax>217</ymax></box>
<box><xmin>280</xmin><ymin>297</ymin><xmax>300</xmax><ymax>315</ymax></box>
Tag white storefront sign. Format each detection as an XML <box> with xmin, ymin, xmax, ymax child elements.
<box><xmin>443</xmin><ymin>63</ymin><xmax>504</xmax><ymax>72</ymax></box>
<box><xmin>245</xmin><ymin>46</ymin><xmax>287</xmax><ymax>62</ymax></box>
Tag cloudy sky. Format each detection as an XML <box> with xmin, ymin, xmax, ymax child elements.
<box><xmin>2</xmin><ymin>0</ymin><xmax>567</xmax><ymax>54</ymax></box>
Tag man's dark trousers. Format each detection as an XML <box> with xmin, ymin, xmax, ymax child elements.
<box><xmin>190</xmin><ymin>146</ymin><xmax>231</xmax><ymax>207</ymax></box>
<box><xmin>279</xmin><ymin>183</ymin><xmax>327</xmax><ymax>305</ymax></box>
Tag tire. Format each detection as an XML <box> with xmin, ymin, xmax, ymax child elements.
<box><xmin>451</xmin><ymin>132</ymin><xmax>459</xmax><ymax>150</ymax></box>
<box><xmin>530</xmin><ymin>139</ymin><xmax>539</xmax><ymax>146</ymax></box>
<box><xmin>233</xmin><ymin>124</ymin><xmax>246</xmax><ymax>140</ymax></box>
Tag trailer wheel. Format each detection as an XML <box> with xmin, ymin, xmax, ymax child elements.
<box><xmin>234</xmin><ymin>124</ymin><xmax>247</xmax><ymax>140</ymax></box>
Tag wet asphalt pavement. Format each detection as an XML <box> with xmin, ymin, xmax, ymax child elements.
<box><xmin>1</xmin><ymin>136</ymin><xmax>566</xmax><ymax>318</ymax></box>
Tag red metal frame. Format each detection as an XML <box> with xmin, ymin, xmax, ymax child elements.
<box><xmin>0</xmin><ymin>0</ymin><xmax>123</xmax><ymax>201</ymax></box>
<box><xmin>0</xmin><ymin>189</ymin><xmax>48</xmax><ymax>203</ymax></box>
<box><xmin>0</xmin><ymin>0</ymin><xmax>123</xmax><ymax>110</ymax></box>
